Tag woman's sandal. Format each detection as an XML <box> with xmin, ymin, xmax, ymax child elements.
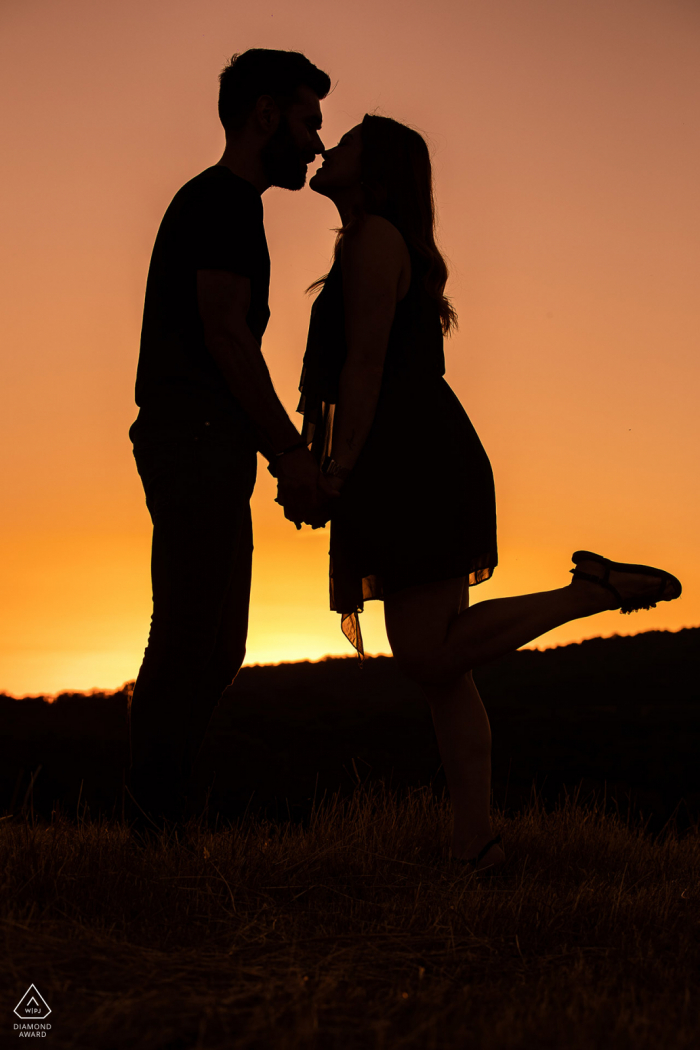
<box><xmin>452</xmin><ymin>834</ymin><xmax>503</xmax><ymax>872</ymax></box>
<box><xmin>571</xmin><ymin>550</ymin><xmax>682</xmax><ymax>615</ymax></box>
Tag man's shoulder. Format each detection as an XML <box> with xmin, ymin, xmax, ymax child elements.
<box><xmin>151</xmin><ymin>167</ymin><xmax>266</xmax><ymax>262</ymax></box>
<box><xmin>173</xmin><ymin>166</ymin><xmax>261</xmax><ymax>211</ymax></box>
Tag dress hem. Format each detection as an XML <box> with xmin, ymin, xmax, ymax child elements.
<box><xmin>337</xmin><ymin>561</ymin><xmax>497</xmax><ymax>662</ymax></box>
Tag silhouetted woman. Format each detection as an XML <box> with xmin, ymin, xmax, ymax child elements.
<box><xmin>289</xmin><ymin>114</ymin><xmax>681</xmax><ymax>872</ymax></box>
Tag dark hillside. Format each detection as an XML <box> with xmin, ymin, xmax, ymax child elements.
<box><xmin>2</xmin><ymin>627</ymin><xmax>698</xmax><ymax>830</ymax></box>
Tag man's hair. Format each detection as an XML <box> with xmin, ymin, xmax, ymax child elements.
<box><xmin>218</xmin><ymin>49</ymin><xmax>331</xmax><ymax>132</ymax></box>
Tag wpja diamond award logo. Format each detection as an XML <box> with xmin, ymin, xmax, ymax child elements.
<box><xmin>13</xmin><ymin>985</ymin><xmax>52</xmax><ymax>1038</ymax></box>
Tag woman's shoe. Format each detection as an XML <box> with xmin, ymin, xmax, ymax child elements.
<box><xmin>452</xmin><ymin>834</ymin><xmax>503</xmax><ymax>871</ymax></box>
<box><xmin>571</xmin><ymin>550</ymin><xmax>682</xmax><ymax>614</ymax></box>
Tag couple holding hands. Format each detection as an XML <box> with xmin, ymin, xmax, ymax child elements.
<box><xmin>127</xmin><ymin>49</ymin><xmax>681</xmax><ymax>867</ymax></box>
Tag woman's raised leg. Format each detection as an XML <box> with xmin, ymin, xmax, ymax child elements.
<box><xmin>385</xmin><ymin>557</ymin><xmax>677</xmax><ymax>687</ymax></box>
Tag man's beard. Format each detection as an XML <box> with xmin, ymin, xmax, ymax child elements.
<box><xmin>261</xmin><ymin>116</ymin><xmax>310</xmax><ymax>190</ymax></box>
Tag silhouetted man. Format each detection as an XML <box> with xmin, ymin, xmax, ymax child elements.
<box><xmin>128</xmin><ymin>49</ymin><xmax>331</xmax><ymax>824</ymax></box>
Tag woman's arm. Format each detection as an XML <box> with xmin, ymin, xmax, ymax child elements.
<box><xmin>324</xmin><ymin>215</ymin><xmax>410</xmax><ymax>493</ymax></box>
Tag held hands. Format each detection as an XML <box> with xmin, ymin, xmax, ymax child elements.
<box><xmin>304</xmin><ymin>472</ymin><xmax>344</xmax><ymax>528</ymax></box>
<box><xmin>273</xmin><ymin>448</ymin><xmax>342</xmax><ymax>529</ymax></box>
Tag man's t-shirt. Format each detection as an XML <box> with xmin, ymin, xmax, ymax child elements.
<box><xmin>134</xmin><ymin>166</ymin><xmax>270</xmax><ymax>436</ymax></box>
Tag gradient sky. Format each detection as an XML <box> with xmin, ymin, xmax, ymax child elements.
<box><xmin>1</xmin><ymin>0</ymin><xmax>698</xmax><ymax>695</ymax></box>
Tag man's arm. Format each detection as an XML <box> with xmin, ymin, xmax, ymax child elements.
<box><xmin>196</xmin><ymin>268</ymin><xmax>320</xmax><ymax>514</ymax></box>
<box><xmin>197</xmin><ymin>268</ymin><xmax>300</xmax><ymax>457</ymax></box>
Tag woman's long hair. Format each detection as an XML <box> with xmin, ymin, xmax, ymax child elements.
<box><xmin>309</xmin><ymin>114</ymin><xmax>457</xmax><ymax>335</ymax></box>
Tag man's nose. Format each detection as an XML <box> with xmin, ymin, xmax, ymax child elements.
<box><xmin>314</xmin><ymin>133</ymin><xmax>325</xmax><ymax>155</ymax></box>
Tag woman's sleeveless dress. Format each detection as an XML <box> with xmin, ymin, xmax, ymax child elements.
<box><xmin>297</xmin><ymin>252</ymin><xmax>498</xmax><ymax>658</ymax></box>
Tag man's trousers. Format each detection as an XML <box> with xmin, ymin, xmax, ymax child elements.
<box><xmin>128</xmin><ymin>412</ymin><xmax>257</xmax><ymax>819</ymax></box>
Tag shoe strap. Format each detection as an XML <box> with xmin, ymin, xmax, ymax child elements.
<box><xmin>570</xmin><ymin>567</ymin><xmax>622</xmax><ymax>607</ymax></box>
<box><xmin>468</xmin><ymin>833</ymin><xmax>502</xmax><ymax>868</ymax></box>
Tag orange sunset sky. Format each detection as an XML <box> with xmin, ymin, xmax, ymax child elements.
<box><xmin>1</xmin><ymin>0</ymin><xmax>698</xmax><ymax>696</ymax></box>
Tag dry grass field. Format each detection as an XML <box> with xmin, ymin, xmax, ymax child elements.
<box><xmin>2</xmin><ymin>780</ymin><xmax>700</xmax><ymax>1049</ymax></box>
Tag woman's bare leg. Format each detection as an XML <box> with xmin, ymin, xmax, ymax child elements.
<box><xmin>384</xmin><ymin>576</ymin><xmax>504</xmax><ymax>865</ymax></box>
<box><xmin>385</xmin><ymin>559</ymin><xmax>674</xmax><ymax>687</ymax></box>
<box><xmin>384</xmin><ymin>560</ymin><xmax>676</xmax><ymax>864</ymax></box>
<box><xmin>426</xmin><ymin>670</ymin><xmax>504</xmax><ymax>864</ymax></box>
<box><xmin>384</xmin><ymin>579</ymin><xmax>503</xmax><ymax>865</ymax></box>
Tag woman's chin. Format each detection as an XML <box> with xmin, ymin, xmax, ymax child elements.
<box><xmin>309</xmin><ymin>173</ymin><xmax>331</xmax><ymax>197</ymax></box>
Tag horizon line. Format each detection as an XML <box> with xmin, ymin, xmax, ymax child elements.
<box><xmin>2</xmin><ymin>623</ymin><xmax>697</xmax><ymax>702</ymax></box>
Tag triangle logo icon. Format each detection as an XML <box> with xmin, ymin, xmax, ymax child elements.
<box><xmin>14</xmin><ymin>984</ymin><xmax>52</xmax><ymax>1020</ymax></box>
